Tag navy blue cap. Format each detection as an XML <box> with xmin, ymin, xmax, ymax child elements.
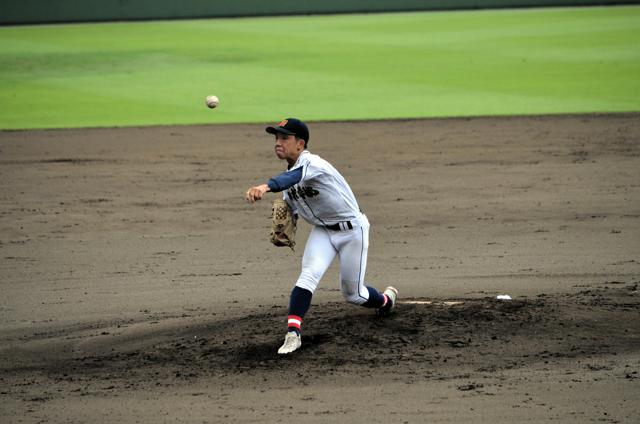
<box><xmin>266</xmin><ymin>118</ymin><xmax>309</xmax><ymax>143</ymax></box>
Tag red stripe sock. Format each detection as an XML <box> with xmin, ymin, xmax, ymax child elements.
<box><xmin>287</xmin><ymin>315</ymin><xmax>302</xmax><ymax>334</ymax></box>
<box><xmin>381</xmin><ymin>294</ymin><xmax>388</xmax><ymax>308</ymax></box>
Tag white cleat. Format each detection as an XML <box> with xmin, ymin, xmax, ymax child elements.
<box><xmin>277</xmin><ymin>331</ymin><xmax>302</xmax><ymax>355</ymax></box>
<box><xmin>378</xmin><ymin>286</ymin><xmax>398</xmax><ymax>316</ymax></box>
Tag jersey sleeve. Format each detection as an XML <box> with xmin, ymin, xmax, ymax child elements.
<box><xmin>301</xmin><ymin>161</ymin><xmax>324</xmax><ymax>181</ymax></box>
<box><xmin>267</xmin><ymin>166</ymin><xmax>303</xmax><ymax>192</ymax></box>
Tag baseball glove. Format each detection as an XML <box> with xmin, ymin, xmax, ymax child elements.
<box><xmin>270</xmin><ymin>199</ymin><xmax>296</xmax><ymax>250</ymax></box>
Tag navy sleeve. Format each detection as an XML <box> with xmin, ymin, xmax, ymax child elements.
<box><xmin>267</xmin><ymin>167</ymin><xmax>304</xmax><ymax>192</ymax></box>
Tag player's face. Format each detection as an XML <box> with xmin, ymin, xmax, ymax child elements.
<box><xmin>274</xmin><ymin>133</ymin><xmax>303</xmax><ymax>161</ymax></box>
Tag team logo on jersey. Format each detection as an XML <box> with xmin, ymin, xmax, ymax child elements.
<box><xmin>288</xmin><ymin>185</ymin><xmax>319</xmax><ymax>201</ymax></box>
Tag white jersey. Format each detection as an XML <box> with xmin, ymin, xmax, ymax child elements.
<box><xmin>282</xmin><ymin>151</ymin><xmax>361</xmax><ymax>227</ymax></box>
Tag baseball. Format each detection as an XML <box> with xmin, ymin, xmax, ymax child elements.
<box><xmin>205</xmin><ymin>95</ymin><xmax>219</xmax><ymax>109</ymax></box>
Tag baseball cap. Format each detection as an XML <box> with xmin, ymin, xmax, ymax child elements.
<box><xmin>266</xmin><ymin>118</ymin><xmax>309</xmax><ymax>143</ymax></box>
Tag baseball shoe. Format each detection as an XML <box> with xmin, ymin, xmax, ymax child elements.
<box><xmin>377</xmin><ymin>286</ymin><xmax>398</xmax><ymax>317</ymax></box>
<box><xmin>277</xmin><ymin>331</ymin><xmax>302</xmax><ymax>355</ymax></box>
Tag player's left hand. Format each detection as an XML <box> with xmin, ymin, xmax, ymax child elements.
<box><xmin>245</xmin><ymin>184</ymin><xmax>270</xmax><ymax>203</ymax></box>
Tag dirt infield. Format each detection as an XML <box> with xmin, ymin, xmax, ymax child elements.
<box><xmin>1</xmin><ymin>114</ymin><xmax>639</xmax><ymax>423</ymax></box>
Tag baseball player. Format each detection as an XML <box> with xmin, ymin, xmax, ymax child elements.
<box><xmin>245</xmin><ymin>118</ymin><xmax>398</xmax><ymax>354</ymax></box>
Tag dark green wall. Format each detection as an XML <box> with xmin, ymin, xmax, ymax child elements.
<box><xmin>1</xmin><ymin>0</ymin><xmax>638</xmax><ymax>25</ymax></box>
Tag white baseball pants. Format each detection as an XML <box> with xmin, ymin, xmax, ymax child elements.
<box><xmin>295</xmin><ymin>215</ymin><xmax>371</xmax><ymax>305</ymax></box>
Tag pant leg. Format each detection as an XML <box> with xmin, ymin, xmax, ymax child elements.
<box><xmin>295</xmin><ymin>226</ymin><xmax>337</xmax><ymax>294</ymax></box>
<box><xmin>335</xmin><ymin>223</ymin><xmax>371</xmax><ymax>305</ymax></box>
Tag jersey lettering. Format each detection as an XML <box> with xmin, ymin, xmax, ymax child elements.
<box><xmin>288</xmin><ymin>185</ymin><xmax>320</xmax><ymax>201</ymax></box>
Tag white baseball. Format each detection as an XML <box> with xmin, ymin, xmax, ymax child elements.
<box><xmin>205</xmin><ymin>95</ymin><xmax>219</xmax><ymax>109</ymax></box>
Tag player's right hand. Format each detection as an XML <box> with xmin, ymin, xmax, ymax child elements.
<box><xmin>245</xmin><ymin>184</ymin><xmax>269</xmax><ymax>203</ymax></box>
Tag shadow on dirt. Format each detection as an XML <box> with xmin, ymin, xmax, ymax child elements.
<box><xmin>4</xmin><ymin>282</ymin><xmax>638</xmax><ymax>386</ymax></box>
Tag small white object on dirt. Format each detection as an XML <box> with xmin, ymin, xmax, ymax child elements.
<box><xmin>400</xmin><ymin>300</ymin><xmax>464</xmax><ymax>306</ymax></box>
<box><xmin>496</xmin><ymin>295</ymin><xmax>512</xmax><ymax>300</ymax></box>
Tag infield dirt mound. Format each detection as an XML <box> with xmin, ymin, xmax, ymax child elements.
<box><xmin>3</xmin><ymin>282</ymin><xmax>637</xmax><ymax>394</ymax></box>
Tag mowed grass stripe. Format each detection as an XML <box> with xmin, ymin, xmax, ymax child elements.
<box><xmin>0</xmin><ymin>6</ymin><xmax>638</xmax><ymax>129</ymax></box>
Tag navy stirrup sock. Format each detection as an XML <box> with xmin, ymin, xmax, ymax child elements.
<box><xmin>361</xmin><ymin>286</ymin><xmax>387</xmax><ymax>308</ymax></box>
<box><xmin>287</xmin><ymin>286</ymin><xmax>313</xmax><ymax>335</ymax></box>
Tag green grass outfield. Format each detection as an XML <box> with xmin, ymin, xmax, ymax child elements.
<box><xmin>0</xmin><ymin>6</ymin><xmax>639</xmax><ymax>130</ymax></box>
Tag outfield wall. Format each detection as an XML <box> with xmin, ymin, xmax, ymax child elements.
<box><xmin>1</xmin><ymin>0</ymin><xmax>638</xmax><ymax>25</ymax></box>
